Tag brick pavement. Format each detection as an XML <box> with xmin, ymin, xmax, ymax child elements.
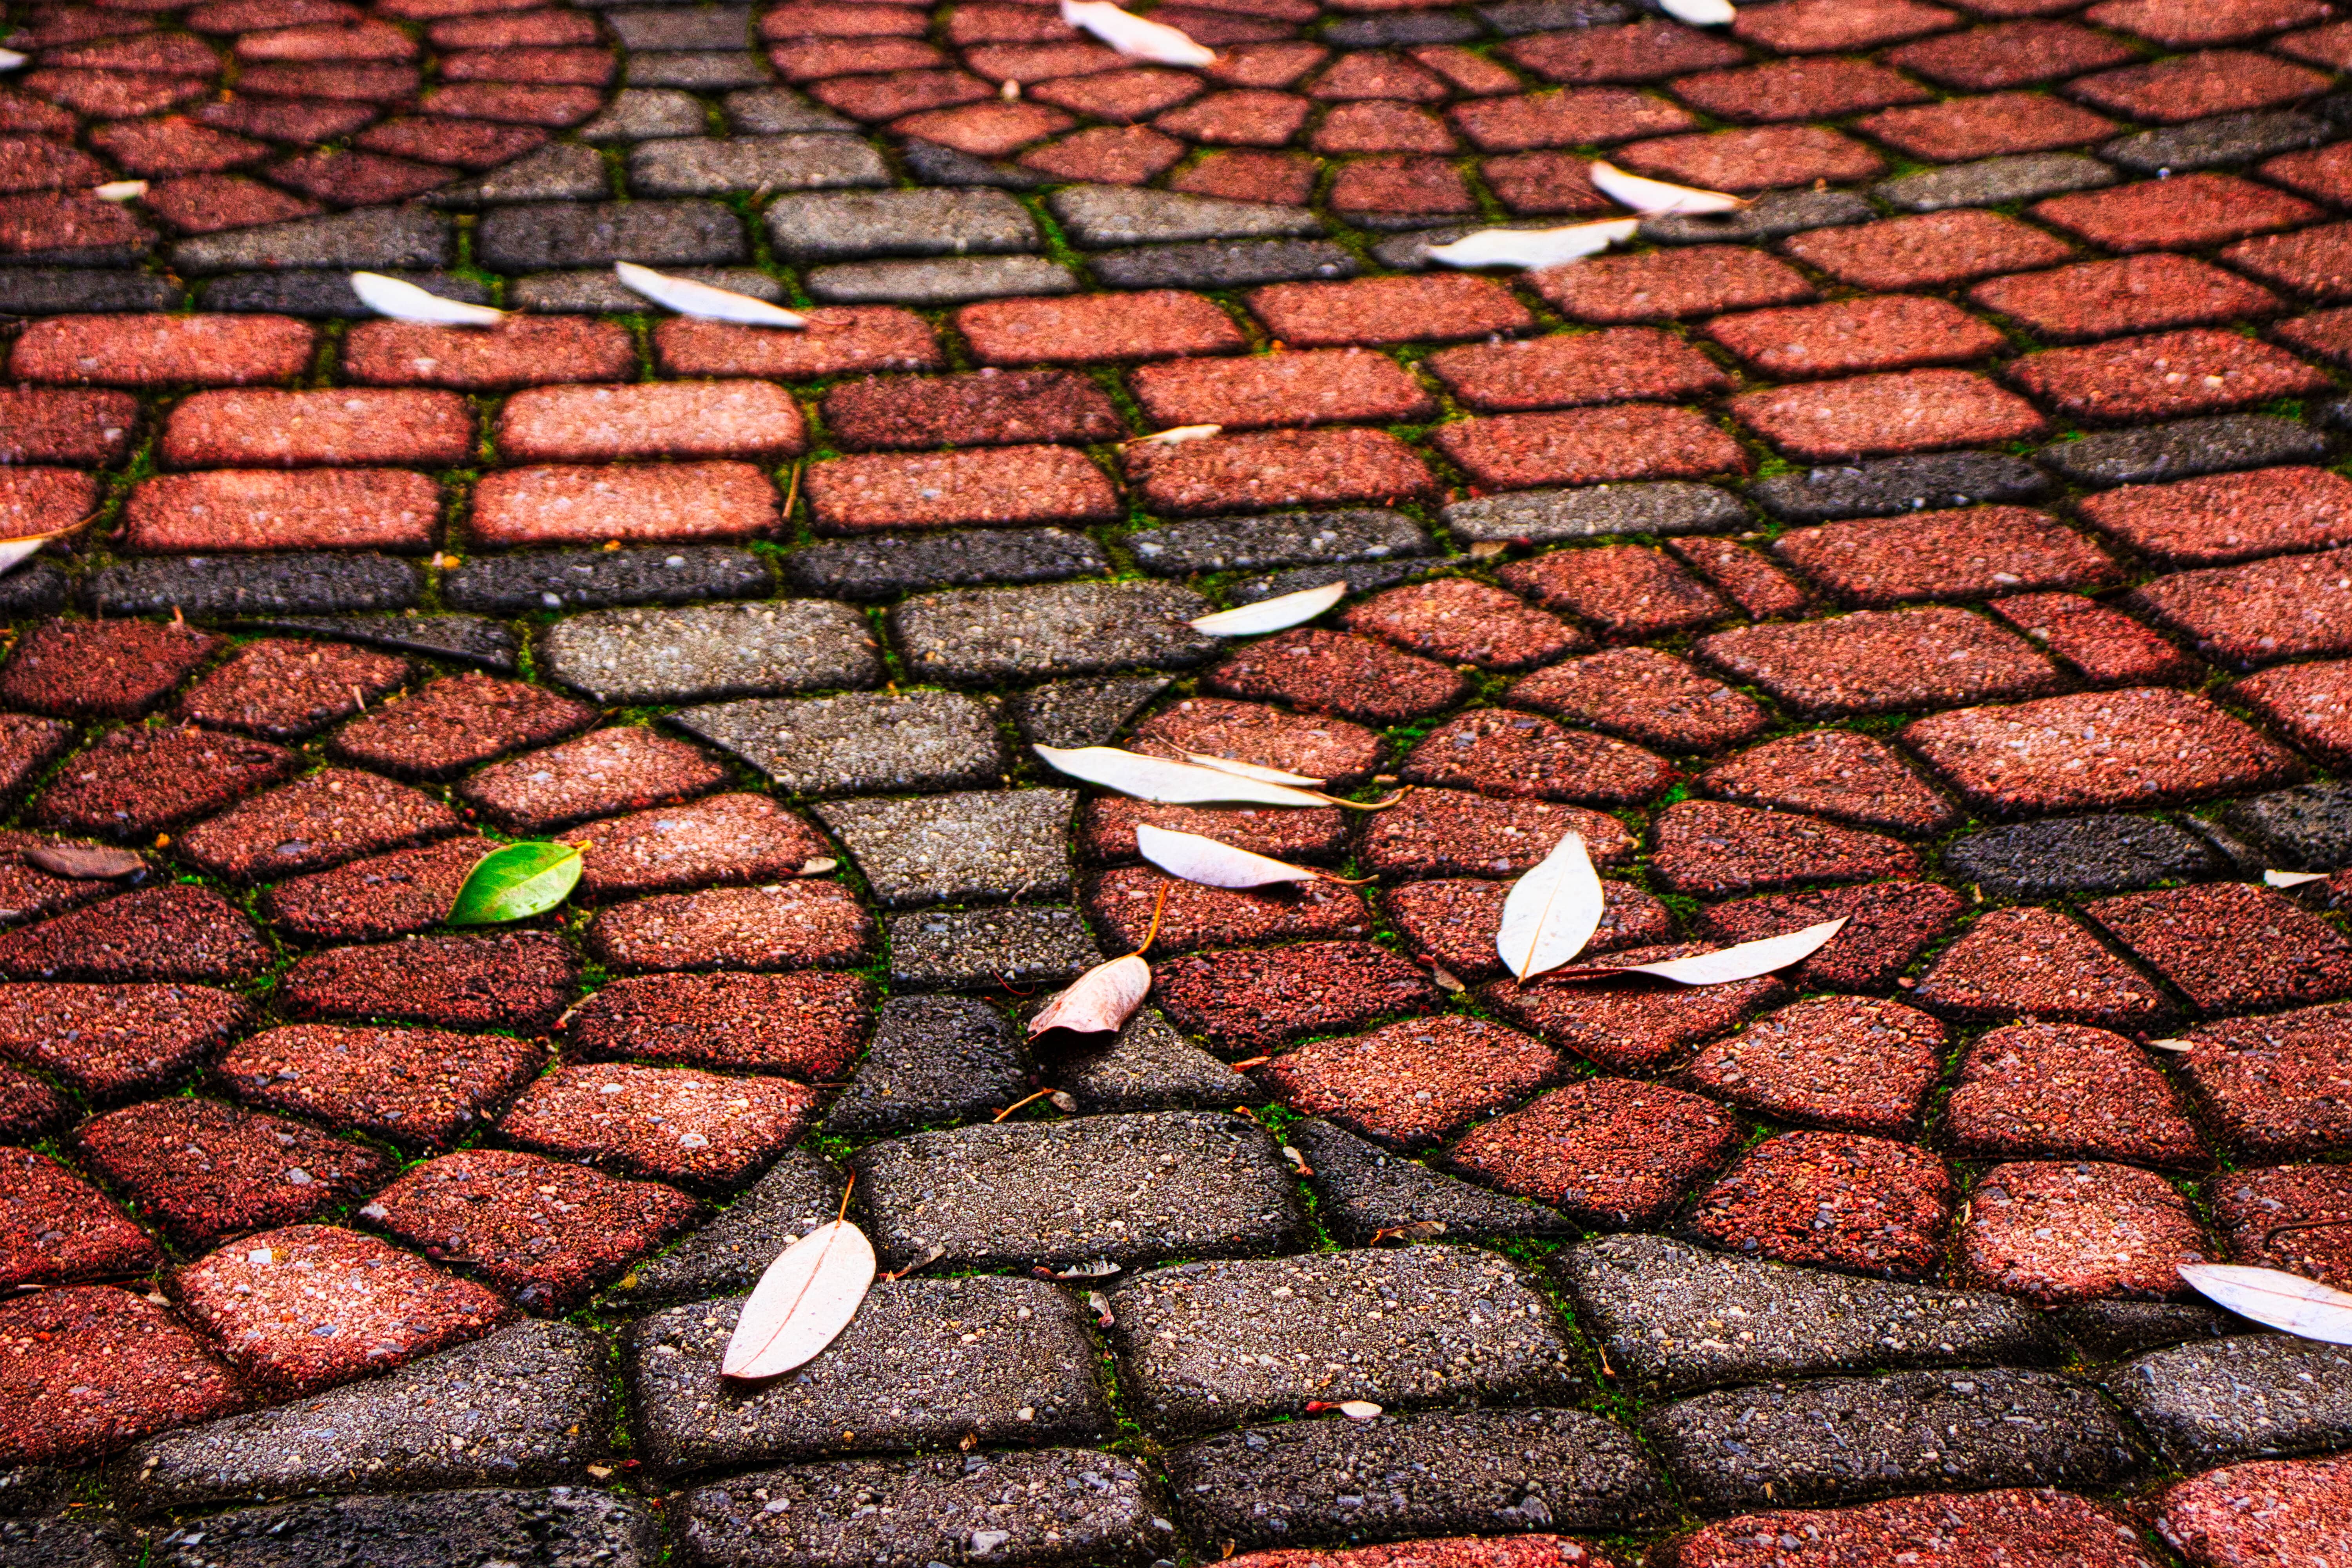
<box><xmin>1</xmin><ymin>0</ymin><xmax>2351</xmax><ymax>1562</ymax></box>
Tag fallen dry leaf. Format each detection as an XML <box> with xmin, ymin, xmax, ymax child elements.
<box><xmin>615</xmin><ymin>261</ymin><xmax>807</xmax><ymax>327</ymax></box>
<box><xmin>2178</xmin><ymin>1263</ymin><xmax>2352</xmax><ymax>1345</ymax></box>
<box><xmin>1497</xmin><ymin>831</ymin><xmax>1604</xmax><ymax>982</ymax></box>
<box><xmin>1034</xmin><ymin>743</ymin><xmax>1329</xmax><ymax>807</ymax></box>
<box><xmin>1136</xmin><ymin>822</ymin><xmax>1364</xmax><ymax>890</ymax></box>
<box><xmin>351</xmin><ymin>272</ymin><xmax>505</xmax><ymax>327</ymax></box>
<box><xmin>1189</xmin><ymin>581</ymin><xmax>1348</xmax><ymax>637</ymax></box>
<box><xmin>1590</xmin><ymin>160</ymin><xmax>1745</xmax><ymax>216</ymax></box>
<box><xmin>24</xmin><ymin>844</ymin><xmax>144</xmax><ymax>880</ymax></box>
<box><xmin>722</xmin><ymin>1215</ymin><xmax>877</xmax><ymax>1379</ymax></box>
<box><xmin>1027</xmin><ymin>953</ymin><xmax>1151</xmax><ymax>1037</ymax></box>
<box><xmin>1060</xmin><ymin>0</ymin><xmax>1214</xmax><ymax>65</ymax></box>
<box><xmin>1426</xmin><ymin>218</ymin><xmax>1638</xmax><ymax>270</ymax></box>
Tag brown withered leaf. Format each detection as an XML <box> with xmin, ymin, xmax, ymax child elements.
<box><xmin>24</xmin><ymin>844</ymin><xmax>145</xmax><ymax>880</ymax></box>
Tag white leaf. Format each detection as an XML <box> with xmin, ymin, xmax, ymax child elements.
<box><xmin>1425</xmin><ymin>218</ymin><xmax>1640</xmax><ymax>270</ymax></box>
<box><xmin>2265</xmin><ymin>869</ymin><xmax>2330</xmax><ymax>888</ymax></box>
<box><xmin>0</xmin><ymin>510</ymin><xmax>96</xmax><ymax>581</ymax></box>
<box><xmin>2178</xmin><ymin>1263</ymin><xmax>2352</xmax><ymax>1345</ymax></box>
<box><xmin>1338</xmin><ymin>1400</ymin><xmax>1382</xmax><ymax>1419</ymax></box>
<box><xmin>1179</xmin><ymin>752</ymin><xmax>1325</xmax><ymax>788</ymax></box>
<box><xmin>0</xmin><ymin>536</ymin><xmax>52</xmax><ymax>580</ymax></box>
<box><xmin>1497</xmin><ymin>831</ymin><xmax>1604</xmax><ymax>981</ymax></box>
<box><xmin>1659</xmin><ymin>0</ymin><xmax>1735</xmax><ymax>24</ymax></box>
<box><xmin>1029</xmin><ymin>953</ymin><xmax>1151</xmax><ymax>1037</ymax></box>
<box><xmin>723</xmin><ymin>1218</ymin><xmax>877</xmax><ymax>1378</ymax></box>
<box><xmin>1138</xmin><ymin>823</ymin><xmax>1320</xmax><ymax>889</ymax></box>
<box><xmin>1620</xmin><ymin>918</ymin><xmax>1847</xmax><ymax>985</ymax></box>
<box><xmin>0</xmin><ymin>48</ymin><xmax>23</xmax><ymax>70</ymax></box>
<box><xmin>1033</xmin><ymin>744</ymin><xmax>1329</xmax><ymax>807</ymax></box>
<box><xmin>350</xmin><ymin>272</ymin><xmax>506</xmax><ymax>327</ymax></box>
<box><xmin>1189</xmin><ymin>581</ymin><xmax>1348</xmax><ymax>636</ymax></box>
<box><xmin>1589</xmin><ymin>160</ymin><xmax>1745</xmax><ymax>216</ymax></box>
<box><xmin>614</xmin><ymin>261</ymin><xmax>808</xmax><ymax>327</ymax></box>
<box><xmin>1130</xmin><ymin>423</ymin><xmax>1222</xmax><ymax>446</ymax></box>
<box><xmin>1002</xmin><ymin>77</ymin><xmax>1020</xmax><ymax>99</ymax></box>
<box><xmin>1059</xmin><ymin>0</ymin><xmax>1214</xmax><ymax>65</ymax></box>
<box><xmin>92</xmin><ymin>180</ymin><xmax>147</xmax><ymax>202</ymax></box>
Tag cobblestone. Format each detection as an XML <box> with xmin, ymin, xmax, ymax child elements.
<box><xmin>1169</xmin><ymin>1408</ymin><xmax>1666</xmax><ymax>1548</ymax></box>
<box><xmin>628</xmin><ymin>1276</ymin><xmax>1108</xmax><ymax>1474</ymax></box>
<box><xmin>540</xmin><ymin>602</ymin><xmax>884</xmax><ymax>705</ymax></box>
<box><xmin>683</xmin><ymin>1449</ymin><xmax>1161</xmax><ymax>1568</ymax></box>
<box><xmin>4</xmin><ymin>2</ymin><xmax>2343</xmax><ymax>1555</ymax></box>
<box><xmin>1648</xmin><ymin>1369</ymin><xmax>2142</xmax><ymax>1514</ymax></box>
<box><xmin>115</xmin><ymin>1320</ymin><xmax>611</xmax><ymax>1512</ymax></box>
<box><xmin>853</xmin><ymin>1111</ymin><xmax>1307</xmax><ymax>1272</ymax></box>
<box><xmin>2110</xmin><ymin>1335</ymin><xmax>2352</xmax><ymax>1466</ymax></box>
<box><xmin>1557</xmin><ymin>1233</ymin><xmax>2058</xmax><ymax>1396</ymax></box>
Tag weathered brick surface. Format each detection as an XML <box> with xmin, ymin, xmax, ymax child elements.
<box><xmin>470</xmin><ymin>463</ymin><xmax>778</xmax><ymax>547</ymax></box>
<box><xmin>1</xmin><ymin>0</ymin><xmax>2330</xmax><ymax>1540</ymax></box>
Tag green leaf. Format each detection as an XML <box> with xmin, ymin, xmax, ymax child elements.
<box><xmin>446</xmin><ymin>841</ymin><xmax>584</xmax><ymax>926</ymax></box>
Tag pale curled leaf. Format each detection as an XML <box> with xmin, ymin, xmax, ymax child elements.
<box><xmin>1180</xmin><ymin>752</ymin><xmax>1325</xmax><ymax>788</ymax></box>
<box><xmin>1129</xmin><ymin>423</ymin><xmax>1221</xmax><ymax>446</ymax></box>
<box><xmin>1425</xmin><ymin>218</ymin><xmax>1638</xmax><ymax>270</ymax></box>
<box><xmin>614</xmin><ymin>261</ymin><xmax>808</xmax><ymax>327</ymax></box>
<box><xmin>92</xmin><ymin>180</ymin><xmax>147</xmax><ymax>202</ymax></box>
<box><xmin>0</xmin><ymin>506</ymin><xmax>101</xmax><ymax>582</ymax></box>
<box><xmin>1619</xmin><ymin>918</ymin><xmax>1847</xmax><ymax>985</ymax></box>
<box><xmin>798</xmin><ymin>856</ymin><xmax>838</xmax><ymax>876</ymax></box>
<box><xmin>350</xmin><ymin>272</ymin><xmax>506</xmax><ymax>327</ymax></box>
<box><xmin>1589</xmin><ymin>160</ymin><xmax>1745</xmax><ymax>216</ymax></box>
<box><xmin>0</xmin><ymin>47</ymin><xmax>24</xmax><ymax>70</ymax></box>
<box><xmin>1060</xmin><ymin>0</ymin><xmax>1214</xmax><ymax>65</ymax></box>
<box><xmin>1339</xmin><ymin>1400</ymin><xmax>1383</xmax><ymax>1419</ymax></box>
<box><xmin>1033</xmin><ymin>744</ymin><xmax>1329</xmax><ymax>807</ymax></box>
<box><xmin>24</xmin><ymin>844</ymin><xmax>144</xmax><ymax>880</ymax></box>
<box><xmin>0</xmin><ymin>537</ymin><xmax>46</xmax><ymax>580</ymax></box>
<box><xmin>1028</xmin><ymin>953</ymin><xmax>1151</xmax><ymax>1037</ymax></box>
<box><xmin>1659</xmin><ymin>0</ymin><xmax>1735</xmax><ymax>23</ymax></box>
<box><xmin>446</xmin><ymin>841</ymin><xmax>584</xmax><ymax>926</ymax></box>
<box><xmin>1189</xmin><ymin>580</ymin><xmax>1348</xmax><ymax>637</ymax></box>
<box><xmin>2265</xmin><ymin>869</ymin><xmax>2330</xmax><ymax>888</ymax></box>
<box><xmin>722</xmin><ymin>1218</ymin><xmax>878</xmax><ymax>1378</ymax></box>
<box><xmin>1497</xmin><ymin>831</ymin><xmax>1605</xmax><ymax>982</ymax></box>
<box><xmin>2178</xmin><ymin>1263</ymin><xmax>2352</xmax><ymax>1345</ymax></box>
<box><xmin>1138</xmin><ymin>822</ymin><xmax>1322</xmax><ymax>890</ymax></box>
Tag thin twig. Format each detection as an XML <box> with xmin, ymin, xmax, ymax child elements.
<box><xmin>993</xmin><ymin>1087</ymin><xmax>1057</xmax><ymax>1123</ymax></box>
<box><xmin>1126</xmin><ymin>881</ymin><xmax>1169</xmax><ymax>959</ymax></box>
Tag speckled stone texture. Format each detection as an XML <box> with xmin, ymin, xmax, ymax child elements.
<box><xmin>853</xmin><ymin>1111</ymin><xmax>1307</xmax><ymax>1272</ymax></box>
<box><xmin>1109</xmin><ymin>1247</ymin><xmax>1583</xmax><ymax>1434</ymax></box>
<box><xmin>627</xmin><ymin>1275</ymin><xmax>1109</xmax><ymax>1474</ymax></box>
<box><xmin>5</xmin><ymin>0</ymin><xmax>2349</xmax><ymax>1556</ymax></box>
<box><xmin>1556</xmin><ymin>1234</ymin><xmax>2058</xmax><ymax>1397</ymax></box>
<box><xmin>1167</xmin><ymin>1407</ymin><xmax>1669</xmax><ymax>1549</ymax></box>
<box><xmin>114</xmin><ymin>1321</ymin><xmax>614</xmax><ymax>1513</ymax></box>
<box><xmin>1647</xmin><ymin>1368</ymin><xmax>2143</xmax><ymax>1513</ymax></box>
